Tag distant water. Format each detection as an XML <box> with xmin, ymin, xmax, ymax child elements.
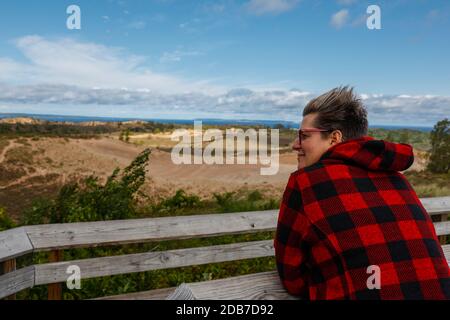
<box><xmin>0</xmin><ymin>112</ymin><xmax>433</xmax><ymax>131</ymax></box>
<box><xmin>370</xmin><ymin>125</ymin><xmax>432</xmax><ymax>132</ymax></box>
<box><xmin>0</xmin><ymin>113</ymin><xmax>299</xmax><ymax>128</ymax></box>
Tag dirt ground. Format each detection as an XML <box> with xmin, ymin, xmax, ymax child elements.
<box><xmin>0</xmin><ymin>135</ymin><xmax>296</xmax><ymax>219</ymax></box>
<box><xmin>0</xmin><ymin>134</ymin><xmax>427</xmax><ymax>220</ymax></box>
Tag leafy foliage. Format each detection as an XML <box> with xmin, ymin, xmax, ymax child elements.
<box><xmin>150</xmin><ymin>189</ymin><xmax>201</xmax><ymax>215</ymax></box>
<box><xmin>0</xmin><ymin>207</ymin><xmax>15</xmax><ymax>231</ymax></box>
<box><xmin>427</xmin><ymin>119</ymin><xmax>450</xmax><ymax>174</ymax></box>
<box><xmin>213</xmin><ymin>190</ymin><xmax>278</xmax><ymax>213</ymax></box>
<box><xmin>0</xmin><ymin>123</ymin><xmax>115</xmax><ymax>137</ymax></box>
<box><xmin>368</xmin><ymin>128</ymin><xmax>430</xmax><ymax>150</ymax></box>
<box><xmin>21</xmin><ymin>148</ymin><xmax>151</xmax><ymax>224</ymax></box>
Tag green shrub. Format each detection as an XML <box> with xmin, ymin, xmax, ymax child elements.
<box><xmin>428</xmin><ymin>119</ymin><xmax>450</xmax><ymax>174</ymax></box>
<box><xmin>0</xmin><ymin>207</ymin><xmax>15</xmax><ymax>231</ymax></box>
<box><xmin>150</xmin><ymin>189</ymin><xmax>201</xmax><ymax>215</ymax></box>
<box><xmin>213</xmin><ymin>191</ymin><xmax>279</xmax><ymax>213</ymax></box>
<box><xmin>21</xmin><ymin>148</ymin><xmax>151</xmax><ymax>224</ymax></box>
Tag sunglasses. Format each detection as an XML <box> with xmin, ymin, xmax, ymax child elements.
<box><xmin>298</xmin><ymin>128</ymin><xmax>333</xmax><ymax>144</ymax></box>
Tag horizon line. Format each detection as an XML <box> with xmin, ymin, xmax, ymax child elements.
<box><xmin>0</xmin><ymin>112</ymin><xmax>435</xmax><ymax>129</ymax></box>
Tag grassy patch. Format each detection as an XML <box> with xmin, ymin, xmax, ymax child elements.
<box><xmin>142</xmin><ymin>189</ymin><xmax>280</xmax><ymax>218</ymax></box>
<box><xmin>5</xmin><ymin>146</ymin><xmax>34</xmax><ymax>165</ymax></box>
<box><xmin>0</xmin><ymin>164</ymin><xmax>27</xmax><ymax>184</ymax></box>
<box><xmin>0</xmin><ymin>137</ymin><xmax>10</xmax><ymax>154</ymax></box>
<box><xmin>404</xmin><ymin>171</ymin><xmax>450</xmax><ymax>197</ymax></box>
<box><xmin>15</xmin><ymin>138</ymin><xmax>31</xmax><ymax>147</ymax></box>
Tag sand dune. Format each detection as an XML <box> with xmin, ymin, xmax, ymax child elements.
<box><xmin>0</xmin><ymin>134</ymin><xmax>427</xmax><ymax>219</ymax></box>
<box><xmin>0</xmin><ymin>136</ymin><xmax>296</xmax><ymax>218</ymax></box>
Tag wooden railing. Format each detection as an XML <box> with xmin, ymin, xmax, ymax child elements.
<box><xmin>1</xmin><ymin>196</ymin><xmax>449</xmax><ymax>300</ymax></box>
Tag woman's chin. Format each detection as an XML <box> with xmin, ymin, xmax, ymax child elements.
<box><xmin>297</xmin><ymin>158</ymin><xmax>307</xmax><ymax>170</ymax></box>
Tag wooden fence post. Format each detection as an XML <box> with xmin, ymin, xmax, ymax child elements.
<box><xmin>1</xmin><ymin>259</ymin><xmax>17</xmax><ymax>300</ymax></box>
<box><xmin>432</xmin><ymin>213</ymin><xmax>448</xmax><ymax>245</ymax></box>
<box><xmin>48</xmin><ymin>250</ymin><xmax>63</xmax><ymax>300</ymax></box>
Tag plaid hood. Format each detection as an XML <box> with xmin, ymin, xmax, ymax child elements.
<box><xmin>320</xmin><ymin>136</ymin><xmax>414</xmax><ymax>172</ymax></box>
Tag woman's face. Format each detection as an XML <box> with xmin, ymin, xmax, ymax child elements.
<box><xmin>293</xmin><ymin>113</ymin><xmax>339</xmax><ymax>169</ymax></box>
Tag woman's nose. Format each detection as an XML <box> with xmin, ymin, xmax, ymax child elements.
<box><xmin>292</xmin><ymin>138</ymin><xmax>301</xmax><ymax>151</ymax></box>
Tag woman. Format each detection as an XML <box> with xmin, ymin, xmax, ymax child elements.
<box><xmin>274</xmin><ymin>86</ymin><xmax>450</xmax><ymax>300</ymax></box>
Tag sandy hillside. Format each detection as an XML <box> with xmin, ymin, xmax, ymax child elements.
<box><xmin>0</xmin><ymin>135</ymin><xmax>297</xmax><ymax>219</ymax></box>
<box><xmin>0</xmin><ymin>133</ymin><xmax>427</xmax><ymax>220</ymax></box>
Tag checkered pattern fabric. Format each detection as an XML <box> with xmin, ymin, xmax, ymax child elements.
<box><xmin>274</xmin><ymin>136</ymin><xmax>450</xmax><ymax>300</ymax></box>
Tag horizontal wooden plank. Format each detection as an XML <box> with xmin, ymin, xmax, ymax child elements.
<box><xmin>94</xmin><ymin>286</ymin><xmax>176</xmax><ymax>300</ymax></box>
<box><xmin>167</xmin><ymin>283</ymin><xmax>196</xmax><ymax>300</ymax></box>
<box><xmin>434</xmin><ymin>221</ymin><xmax>450</xmax><ymax>237</ymax></box>
<box><xmin>22</xmin><ymin>196</ymin><xmax>450</xmax><ymax>252</ymax></box>
<box><xmin>421</xmin><ymin>196</ymin><xmax>450</xmax><ymax>215</ymax></box>
<box><xmin>110</xmin><ymin>250</ymin><xmax>450</xmax><ymax>301</ymax></box>
<box><xmin>29</xmin><ymin>239</ymin><xmax>450</xmax><ymax>286</ymax></box>
<box><xmin>442</xmin><ymin>244</ymin><xmax>450</xmax><ymax>266</ymax></box>
<box><xmin>4</xmin><ymin>244</ymin><xmax>450</xmax><ymax>300</ymax></box>
<box><xmin>100</xmin><ymin>271</ymin><xmax>297</xmax><ymax>300</ymax></box>
<box><xmin>25</xmin><ymin>211</ymin><xmax>277</xmax><ymax>251</ymax></box>
<box><xmin>34</xmin><ymin>240</ymin><xmax>274</xmax><ymax>285</ymax></box>
<box><xmin>0</xmin><ymin>196</ymin><xmax>448</xmax><ymax>259</ymax></box>
<box><xmin>0</xmin><ymin>227</ymin><xmax>34</xmax><ymax>263</ymax></box>
<box><xmin>188</xmin><ymin>271</ymin><xmax>298</xmax><ymax>300</ymax></box>
<box><xmin>0</xmin><ymin>266</ymin><xmax>35</xmax><ymax>299</ymax></box>
<box><xmin>169</xmin><ymin>271</ymin><xmax>298</xmax><ymax>300</ymax></box>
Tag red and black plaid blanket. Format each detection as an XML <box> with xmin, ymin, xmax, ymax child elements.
<box><xmin>274</xmin><ymin>136</ymin><xmax>450</xmax><ymax>299</ymax></box>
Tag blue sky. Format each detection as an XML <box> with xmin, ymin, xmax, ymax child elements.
<box><xmin>0</xmin><ymin>0</ymin><xmax>449</xmax><ymax>126</ymax></box>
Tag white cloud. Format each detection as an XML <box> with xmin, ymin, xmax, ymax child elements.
<box><xmin>128</xmin><ymin>20</ymin><xmax>147</xmax><ymax>29</ymax></box>
<box><xmin>0</xmin><ymin>36</ymin><xmax>449</xmax><ymax>126</ymax></box>
<box><xmin>1</xmin><ymin>35</ymin><xmax>221</xmax><ymax>95</ymax></box>
<box><xmin>351</xmin><ymin>14</ymin><xmax>366</xmax><ymax>27</ymax></box>
<box><xmin>336</xmin><ymin>0</ymin><xmax>358</xmax><ymax>5</ymax></box>
<box><xmin>245</xmin><ymin>0</ymin><xmax>300</xmax><ymax>15</ymax></box>
<box><xmin>202</xmin><ymin>3</ymin><xmax>226</xmax><ymax>14</ymax></box>
<box><xmin>0</xmin><ymin>82</ymin><xmax>449</xmax><ymax>126</ymax></box>
<box><xmin>331</xmin><ymin>9</ymin><xmax>349</xmax><ymax>29</ymax></box>
<box><xmin>178</xmin><ymin>18</ymin><xmax>203</xmax><ymax>33</ymax></box>
<box><xmin>160</xmin><ymin>49</ymin><xmax>203</xmax><ymax>63</ymax></box>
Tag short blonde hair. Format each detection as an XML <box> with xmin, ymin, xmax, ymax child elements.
<box><xmin>303</xmin><ymin>86</ymin><xmax>368</xmax><ymax>141</ymax></box>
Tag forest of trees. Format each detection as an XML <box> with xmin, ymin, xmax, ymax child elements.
<box><xmin>0</xmin><ymin>121</ymin><xmax>176</xmax><ymax>137</ymax></box>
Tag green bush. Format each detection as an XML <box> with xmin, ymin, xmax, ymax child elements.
<box><xmin>0</xmin><ymin>207</ymin><xmax>15</xmax><ymax>231</ymax></box>
<box><xmin>213</xmin><ymin>191</ymin><xmax>279</xmax><ymax>213</ymax></box>
<box><xmin>21</xmin><ymin>148</ymin><xmax>151</xmax><ymax>224</ymax></box>
<box><xmin>247</xmin><ymin>190</ymin><xmax>263</xmax><ymax>202</ymax></box>
<box><xmin>427</xmin><ymin>119</ymin><xmax>450</xmax><ymax>174</ymax></box>
<box><xmin>150</xmin><ymin>189</ymin><xmax>201</xmax><ymax>215</ymax></box>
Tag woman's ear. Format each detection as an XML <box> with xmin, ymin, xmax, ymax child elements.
<box><xmin>330</xmin><ymin>130</ymin><xmax>343</xmax><ymax>145</ymax></box>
